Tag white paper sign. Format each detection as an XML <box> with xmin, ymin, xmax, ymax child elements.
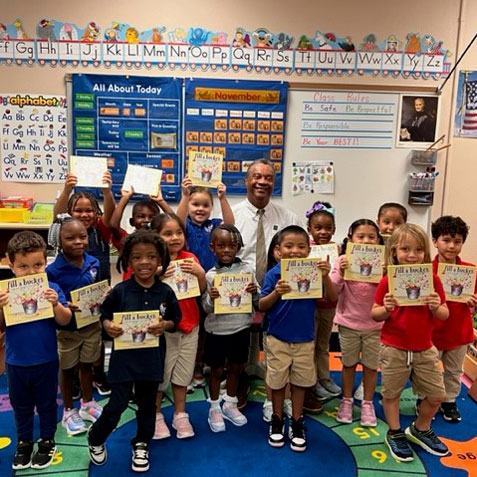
<box><xmin>122</xmin><ymin>164</ymin><xmax>163</xmax><ymax>196</ymax></box>
<box><xmin>70</xmin><ymin>155</ymin><xmax>107</xmax><ymax>188</ymax></box>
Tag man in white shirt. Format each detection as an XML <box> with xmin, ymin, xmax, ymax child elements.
<box><xmin>232</xmin><ymin>159</ymin><xmax>301</xmax><ymax>273</ymax></box>
<box><xmin>232</xmin><ymin>159</ymin><xmax>322</xmax><ymax>416</ymax></box>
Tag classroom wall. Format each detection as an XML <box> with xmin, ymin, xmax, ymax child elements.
<box><xmin>1</xmin><ymin>0</ymin><xmax>476</xmax><ymax>258</ymax></box>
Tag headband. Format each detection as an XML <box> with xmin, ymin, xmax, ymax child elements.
<box><xmin>305</xmin><ymin>203</ymin><xmax>335</xmax><ymax>219</ymax></box>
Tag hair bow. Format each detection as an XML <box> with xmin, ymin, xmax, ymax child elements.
<box><xmin>305</xmin><ymin>202</ymin><xmax>335</xmax><ymax>219</ymax></box>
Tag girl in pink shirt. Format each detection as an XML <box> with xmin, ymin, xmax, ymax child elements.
<box><xmin>331</xmin><ymin>219</ymin><xmax>383</xmax><ymax>427</ymax></box>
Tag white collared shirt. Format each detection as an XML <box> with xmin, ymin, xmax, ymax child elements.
<box><xmin>232</xmin><ymin>198</ymin><xmax>302</xmax><ymax>270</ymax></box>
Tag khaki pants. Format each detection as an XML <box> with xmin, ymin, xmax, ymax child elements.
<box><xmin>314</xmin><ymin>307</ymin><xmax>336</xmax><ymax>380</ymax></box>
<box><xmin>440</xmin><ymin>345</ymin><xmax>468</xmax><ymax>402</ymax></box>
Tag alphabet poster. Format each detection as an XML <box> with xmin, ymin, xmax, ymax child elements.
<box><xmin>0</xmin><ymin>93</ymin><xmax>68</xmax><ymax>183</ymax></box>
<box><xmin>72</xmin><ymin>74</ymin><xmax>182</xmax><ymax>201</ymax></box>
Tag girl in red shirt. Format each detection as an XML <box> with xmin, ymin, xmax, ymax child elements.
<box><xmin>151</xmin><ymin>214</ymin><xmax>206</xmax><ymax>440</ymax></box>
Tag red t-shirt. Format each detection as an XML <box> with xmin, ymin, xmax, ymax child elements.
<box><xmin>173</xmin><ymin>251</ymin><xmax>201</xmax><ymax>334</ymax></box>
<box><xmin>96</xmin><ymin>216</ymin><xmax>127</xmax><ymax>250</ymax></box>
<box><xmin>375</xmin><ymin>273</ymin><xmax>446</xmax><ymax>351</ymax></box>
<box><xmin>432</xmin><ymin>256</ymin><xmax>475</xmax><ymax>350</ymax></box>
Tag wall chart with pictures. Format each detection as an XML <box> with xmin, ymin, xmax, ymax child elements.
<box><xmin>184</xmin><ymin>78</ymin><xmax>288</xmax><ymax>194</ymax></box>
<box><xmin>71</xmin><ymin>73</ymin><xmax>182</xmax><ymax>200</ymax></box>
<box><xmin>0</xmin><ymin>19</ymin><xmax>451</xmax><ymax>79</ymax></box>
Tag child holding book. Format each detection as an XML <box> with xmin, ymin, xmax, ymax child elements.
<box><xmin>109</xmin><ymin>186</ymin><xmax>173</xmax><ymax>280</ymax></box>
<box><xmin>55</xmin><ymin>171</ymin><xmax>117</xmax><ymax>396</ymax></box>
<box><xmin>54</xmin><ymin>171</ymin><xmax>116</xmax><ymax>283</ymax></box>
<box><xmin>0</xmin><ymin>232</ymin><xmax>71</xmax><ymax>470</ymax></box>
<box><xmin>372</xmin><ymin>224</ymin><xmax>449</xmax><ymax>462</ymax></box>
<box><xmin>46</xmin><ymin>216</ymin><xmax>103</xmax><ymax>436</ymax></box>
<box><xmin>430</xmin><ymin>215</ymin><xmax>477</xmax><ymax>422</ymax></box>
<box><xmin>176</xmin><ymin>177</ymin><xmax>235</xmax><ymax>387</ymax></box>
<box><xmin>151</xmin><ymin>213</ymin><xmax>206</xmax><ymax>440</ymax></box>
<box><xmin>87</xmin><ymin>230</ymin><xmax>181</xmax><ymax>473</ymax></box>
<box><xmin>331</xmin><ymin>219</ymin><xmax>384</xmax><ymax>427</ymax></box>
<box><xmin>306</xmin><ymin>201</ymin><xmax>341</xmax><ymax>401</ymax></box>
<box><xmin>202</xmin><ymin>224</ymin><xmax>260</xmax><ymax>432</ymax></box>
<box><xmin>259</xmin><ymin>225</ymin><xmax>337</xmax><ymax>452</ymax></box>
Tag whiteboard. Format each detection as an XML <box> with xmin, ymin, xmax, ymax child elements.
<box><xmin>274</xmin><ymin>88</ymin><xmax>431</xmax><ymax>243</ymax></box>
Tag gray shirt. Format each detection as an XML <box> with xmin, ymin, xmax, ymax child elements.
<box><xmin>202</xmin><ymin>260</ymin><xmax>260</xmax><ymax>335</ymax></box>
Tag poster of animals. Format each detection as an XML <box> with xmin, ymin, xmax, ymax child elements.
<box><xmin>0</xmin><ymin>20</ymin><xmax>451</xmax><ymax>78</ymax></box>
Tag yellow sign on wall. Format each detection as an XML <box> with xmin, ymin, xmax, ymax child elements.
<box><xmin>194</xmin><ymin>88</ymin><xmax>280</xmax><ymax>104</ymax></box>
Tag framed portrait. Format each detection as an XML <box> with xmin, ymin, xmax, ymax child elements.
<box><xmin>397</xmin><ymin>95</ymin><xmax>439</xmax><ymax>147</ymax></box>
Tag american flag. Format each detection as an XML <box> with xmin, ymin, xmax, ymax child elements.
<box><xmin>463</xmin><ymin>80</ymin><xmax>477</xmax><ymax>130</ymax></box>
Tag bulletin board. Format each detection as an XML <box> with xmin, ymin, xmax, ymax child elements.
<box><xmin>282</xmin><ymin>84</ymin><xmax>439</xmax><ymax>241</ymax></box>
<box><xmin>69</xmin><ymin>73</ymin><xmax>183</xmax><ymax>201</ymax></box>
<box><xmin>184</xmin><ymin>78</ymin><xmax>288</xmax><ymax>194</ymax></box>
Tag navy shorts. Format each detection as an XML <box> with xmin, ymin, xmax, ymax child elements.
<box><xmin>204</xmin><ymin>328</ymin><xmax>251</xmax><ymax>368</ymax></box>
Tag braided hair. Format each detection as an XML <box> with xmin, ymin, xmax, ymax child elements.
<box><xmin>67</xmin><ymin>191</ymin><xmax>107</xmax><ymax>253</ymax></box>
<box><xmin>210</xmin><ymin>223</ymin><xmax>244</xmax><ymax>250</ymax></box>
<box><xmin>117</xmin><ymin>229</ymin><xmax>170</xmax><ymax>275</ymax></box>
<box><xmin>48</xmin><ymin>213</ymin><xmax>85</xmax><ymax>252</ymax></box>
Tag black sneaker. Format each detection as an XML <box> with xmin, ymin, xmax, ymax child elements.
<box><xmin>268</xmin><ymin>414</ymin><xmax>285</xmax><ymax>448</ymax></box>
<box><xmin>385</xmin><ymin>431</ymin><xmax>414</xmax><ymax>462</ymax></box>
<box><xmin>132</xmin><ymin>442</ymin><xmax>149</xmax><ymax>472</ymax></box>
<box><xmin>440</xmin><ymin>402</ymin><xmax>461</xmax><ymax>423</ymax></box>
<box><xmin>87</xmin><ymin>427</ymin><xmax>107</xmax><ymax>466</ymax></box>
<box><xmin>30</xmin><ymin>439</ymin><xmax>56</xmax><ymax>469</ymax></box>
<box><xmin>12</xmin><ymin>440</ymin><xmax>33</xmax><ymax>470</ymax></box>
<box><xmin>93</xmin><ymin>381</ymin><xmax>112</xmax><ymax>396</ymax></box>
<box><xmin>405</xmin><ymin>422</ymin><xmax>449</xmax><ymax>456</ymax></box>
<box><xmin>288</xmin><ymin>417</ymin><xmax>307</xmax><ymax>452</ymax></box>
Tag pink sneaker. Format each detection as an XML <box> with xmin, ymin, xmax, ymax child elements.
<box><xmin>360</xmin><ymin>400</ymin><xmax>377</xmax><ymax>427</ymax></box>
<box><xmin>172</xmin><ymin>412</ymin><xmax>195</xmax><ymax>439</ymax></box>
<box><xmin>153</xmin><ymin>412</ymin><xmax>171</xmax><ymax>440</ymax></box>
<box><xmin>336</xmin><ymin>398</ymin><xmax>353</xmax><ymax>424</ymax></box>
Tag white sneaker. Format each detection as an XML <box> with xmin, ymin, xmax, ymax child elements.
<box><xmin>208</xmin><ymin>406</ymin><xmax>226</xmax><ymax>433</ymax></box>
<box><xmin>222</xmin><ymin>396</ymin><xmax>247</xmax><ymax>426</ymax></box>
<box><xmin>262</xmin><ymin>399</ymin><xmax>273</xmax><ymax>422</ymax></box>
<box><xmin>354</xmin><ymin>381</ymin><xmax>364</xmax><ymax>401</ymax></box>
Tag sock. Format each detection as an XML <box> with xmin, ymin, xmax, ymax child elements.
<box><xmin>388</xmin><ymin>428</ymin><xmax>403</xmax><ymax>435</ymax></box>
<box><xmin>209</xmin><ymin>398</ymin><xmax>221</xmax><ymax>410</ymax></box>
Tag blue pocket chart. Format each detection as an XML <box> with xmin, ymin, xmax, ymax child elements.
<box><xmin>71</xmin><ymin>73</ymin><xmax>182</xmax><ymax>201</ymax></box>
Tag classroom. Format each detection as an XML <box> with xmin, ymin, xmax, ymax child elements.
<box><xmin>0</xmin><ymin>0</ymin><xmax>476</xmax><ymax>476</ymax></box>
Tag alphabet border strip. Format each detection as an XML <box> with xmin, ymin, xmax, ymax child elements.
<box><xmin>0</xmin><ymin>20</ymin><xmax>452</xmax><ymax>79</ymax></box>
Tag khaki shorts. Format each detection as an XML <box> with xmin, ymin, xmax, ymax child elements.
<box><xmin>57</xmin><ymin>322</ymin><xmax>101</xmax><ymax>370</ymax></box>
<box><xmin>159</xmin><ymin>326</ymin><xmax>199</xmax><ymax>390</ymax></box>
<box><xmin>380</xmin><ymin>344</ymin><xmax>445</xmax><ymax>399</ymax></box>
<box><xmin>338</xmin><ymin>326</ymin><xmax>380</xmax><ymax>370</ymax></box>
<box><xmin>265</xmin><ymin>335</ymin><xmax>316</xmax><ymax>390</ymax></box>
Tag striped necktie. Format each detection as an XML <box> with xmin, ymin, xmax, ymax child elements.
<box><xmin>255</xmin><ymin>208</ymin><xmax>267</xmax><ymax>286</ymax></box>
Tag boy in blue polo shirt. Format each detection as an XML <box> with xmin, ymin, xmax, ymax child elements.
<box><xmin>0</xmin><ymin>231</ymin><xmax>71</xmax><ymax>470</ymax></box>
<box><xmin>46</xmin><ymin>216</ymin><xmax>103</xmax><ymax>436</ymax></box>
<box><xmin>259</xmin><ymin>225</ymin><xmax>337</xmax><ymax>452</ymax></box>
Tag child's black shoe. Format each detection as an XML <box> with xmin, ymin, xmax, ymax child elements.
<box><xmin>12</xmin><ymin>440</ymin><xmax>33</xmax><ymax>470</ymax></box>
<box><xmin>31</xmin><ymin>438</ymin><xmax>56</xmax><ymax>469</ymax></box>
